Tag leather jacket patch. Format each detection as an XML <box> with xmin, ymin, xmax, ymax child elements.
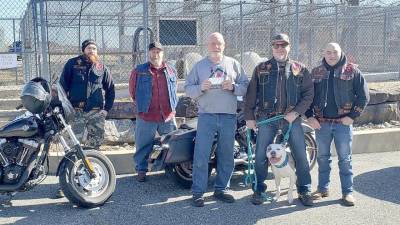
<box><xmin>338</xmin><ymin>102</ymin><xmax>353</xmax><ymax>114</ymax></box>
<box><xmin>73</xmin><ymin>65</ymin><xmax>86</xmax><ymax>70</ymax></box>
<box><xmin>92</xmin><ymin>63</ymin><xmax>105</xmax><ymax>77</ymax></box>
<box><xmin>311</xmin><ymin>65</ymin><xmax>328</xmax><ymax>81</ymax></box>
<box><xmin>340</xmin><ymin>63</ymin><xmax>356</xmax><ymax>80</ymax></box>
<box><xmin>291</xmin><ymin>62</ymin><xmax>302</xmax><ymax>76</ymax></box>
<box><xmin>257</xmin><ymin>62</ymin><xmax>272</xmax><ymax>77</ymax></box>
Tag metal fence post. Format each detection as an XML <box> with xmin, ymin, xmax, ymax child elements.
<box><xmin>12</xmin><ymin>19</ymin><xmax>18</xmax><ymax>84</ymax></box>
<box><xmin>21</xmin><ymin>15</ymin><xmax>30</xmax><ymax>83</ymax></box>
<box><xmin>101</xmin><ymin>25</ymin><xmax>105</xmax><ymax>63</ymax></box>
<box><xmin>39</xmin><ymin>0</ymin><xmax>50</xmax><ymax>82</ymax></box>
<box><xmin>335</xmin><ymin>4</ymin><xmax>338</xmax><ymax>42</ymax></box>
<box><xmin>240</xmin><ymin>1</ymin><xmax>243</xmax><ymax>65</ymax></box>
<box><xmin>32</xmin><ymin>1</ymin><xmax>41</xmax><ymax>78</ymax></box>
<box><xmin>143</xmin><ymin>0</ymin><xmax>149</xmax><ymax>61</ymax></box>
<box><xmin>294</xmin><ymin>0</ymin><xmax>300</xmax><ymax>60</ymax></box>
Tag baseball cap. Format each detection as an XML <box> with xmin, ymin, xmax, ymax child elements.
<box><xmin>271</xmin><ymin>33</ymin><xmax>290</xmax><ymax>44</ymax></box>
<box><xmin>148</xmin><ymin>42</ymin><xmax>163</xmax><ymax>50</ymax></box>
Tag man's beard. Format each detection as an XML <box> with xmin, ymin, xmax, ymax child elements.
<box><xmin>150</xmin><ymin>58</ymin><xmax>162</xmax><ymax>67</ymax></box>
<box><xmin>274</xmin><ymin>54</ymin><xmax>288</xmax><ymax>62</ymax></box>
<box><xmin>209</xmin><ymin>52</ymin><xmax>223</xmax><ymax>58</ymax></box>
<box><xmin>208</xmin><ymin>52</ymin><xmax>223</xmax><ymax>63</ymax></box>
<box><xmin>87</xmin><ymin>54</ymin><xmax>99</xmax><ymax>64</ymax></box>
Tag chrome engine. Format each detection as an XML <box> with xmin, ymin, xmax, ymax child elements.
<box><xmin>0</xmin><ymin>138</ymin><xmax>39</xmax><ymax>184</ymax></box>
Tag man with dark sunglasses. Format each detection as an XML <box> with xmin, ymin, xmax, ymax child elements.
<box><xmin>244</xmin><ymin>33</ymin><xmax>314</xmax><ymax>206</ymax></box>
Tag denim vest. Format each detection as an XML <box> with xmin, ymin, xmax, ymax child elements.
<box><xmin>311</xmin><ymin>63</ymin><xmax>357</xmax><ymax>117</ymax></box>
<box><xmin>135</xmin><ymin>62</ymin><xmax>178</xmax><ymax>113</ymax></box>
<box><xmin>256</xmin><ymin>58</ymin><xmax>305</xmax><ymax>115</ymax></box>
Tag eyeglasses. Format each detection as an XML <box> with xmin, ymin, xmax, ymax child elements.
<box><xmin>272</xmin><ymin>43</ymin><xmax>289</xmax><ymax>49</ymax></box>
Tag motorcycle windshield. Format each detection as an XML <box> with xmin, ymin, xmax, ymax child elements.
<box><xmin>56</xmin><ymin>82</ymin><xmax>75</xmax><ymax>123</ymax></box>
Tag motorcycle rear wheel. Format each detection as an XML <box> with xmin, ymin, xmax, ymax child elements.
<box><xmin>166</xmin><ymin>162</ymin><xmax>213</xmax><ymax>189</ymax></box>
<box><xmin>304</xmin><ymin>132</ymin><xmax>318</xmax><ymax>171</ymax></box>
<box><xmin>274</xmin><ymin>132</ymin><xmax>318</xmax><ymax>171</ymax></box>
<box><xmin>59</xmin><ymin>150</ymin><xmax>116</xmax><ymax>208</ymax></box>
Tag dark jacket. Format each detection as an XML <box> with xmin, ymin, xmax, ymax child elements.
<box><xmin>59</xmin><ymin>55</ymin><xmax>115</xmax><ymax>112</ymax></box>
<box><xmin>306</xmin><ymin>55</ymin><xmax>370</xmax><ymax>119</ymax></box>
<box><xmin>129</xmin><ymin>62</ymin><xmax>178</xmax><ymax>114</ymax></box>
<box><xmin>244</xmin><ymin>57</ymin><xmax>314</xmax><ymax>120</ymax></box>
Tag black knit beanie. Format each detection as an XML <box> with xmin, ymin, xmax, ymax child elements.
<box><xmin>81</xmin><ymin>39</ymin><xmax>97</xmax><ymax>52</ymax></box>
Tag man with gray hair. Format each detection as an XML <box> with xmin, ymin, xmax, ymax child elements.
<box><xmin>185</xmin><ymin>32</ymin><xmax>249</xmax><ymax>207</ymax></box>
<box><xmin>306</xmin><ymin>42</ymin><xmax>369</xmax><ymax>206</ymax></box>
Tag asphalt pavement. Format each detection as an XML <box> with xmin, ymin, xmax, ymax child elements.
<box><xmin>1</xmin><ymin>151</ymin><xmax>399</xmax><ymax>225</ymax></box>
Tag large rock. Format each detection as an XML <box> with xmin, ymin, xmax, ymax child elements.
<box><xmin>175</xmin><ymin>52</ymin><xmax>203</xmax><ymax>79</ymax></box>
<box><xmin>234</xmin><ymin>52</ymin><xmax>265</xmax><ymax>76</ymax></box>
<box><xmin>107</xmin><ymin>101</ymin><xmax>135</xmax><ymax>119</ymax></box>
<box><xmin>356</xmin><ymin>102</ymin><xmax>399</xmax><ymax>124</ymax></box>
<box><xmin>176</xmin><ymin>96</ymin><xmax>198</xmax><ymax>118</ymax></box>
<box><xmin>104</xmin><ymin>119</ymin><xmax>135</xmax><ymax>144</ymax></box>
<box><xmin>387</xmin><ymin>89</ymin><xmax>400</xmax><ymax>102</ymax></box>
<box><xmin>369</xmin><ymin>89</ymin><xmax>389</xmax><ymax>105</ymax></box>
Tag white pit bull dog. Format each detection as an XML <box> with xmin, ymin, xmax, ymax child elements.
<box><xmin>266</xmin><ymin>143</ymin><xmax>296</xmax><ymax>204</ymax></box>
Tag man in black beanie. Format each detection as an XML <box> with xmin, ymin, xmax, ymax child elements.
<box><xmin>56</xmin><ymin>39</ymin><xmax>115</xmax><ymax>198</ymax></box>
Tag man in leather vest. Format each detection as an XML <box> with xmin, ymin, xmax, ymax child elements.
<box><xmin>57</xmin><ymin>39</ymin><xmax>115</xmax><ymax>197</ymax></box>
<box><xmin>244</xmin><ymin>33</ymin><xmax>314</xmax><ymax>206</ymax></box>
<box><xmin>129</xmin><ymin>42</ymin><xmax>178</xmax><ymax>182</ymax></box>
<box><xmin>306</xmin><ymin>43</ymin><xmax>369</xmax><ymax>206</ymax></box>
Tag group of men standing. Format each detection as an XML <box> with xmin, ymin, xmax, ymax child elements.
<box><xmin>59</xmin><ymin>31</ymin><xmax>369</xmax><ymax>208</ymax></box>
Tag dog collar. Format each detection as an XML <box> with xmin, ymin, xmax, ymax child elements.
<box><xmin>274</xmin><ymin>154</ymin><xmax>289</xmax><ymax>168</ymax></box>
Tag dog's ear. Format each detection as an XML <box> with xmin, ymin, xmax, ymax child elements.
<box><xmin>284</xmin><ymin>146</ymin><xmax>291</xmax><ymax>153</ymax></box>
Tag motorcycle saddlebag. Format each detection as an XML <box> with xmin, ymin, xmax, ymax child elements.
<box><xmin>164</xmin><ymin>129</ymin><xmax>196</xmax><ymax>164</ymax></box>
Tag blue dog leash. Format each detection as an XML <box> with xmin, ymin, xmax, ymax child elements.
<box><xmin>243</xmin><ymin>115</ymin><xmax>293</xmax><ymax>198</ymax></box>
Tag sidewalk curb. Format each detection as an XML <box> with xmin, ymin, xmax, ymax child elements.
<box><xmin>47</xmin><ymin>128</ymin><xmax>400</xmax><ymax>175</ymax></box>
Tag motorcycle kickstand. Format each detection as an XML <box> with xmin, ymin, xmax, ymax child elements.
<box><xmin>1</xmin><ymin>192</ymin><xmax>16</xmax><ymax>207</ymax></box>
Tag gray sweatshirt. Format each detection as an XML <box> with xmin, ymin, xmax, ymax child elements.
<box><xmin>185</xmin><ymin>56</ymin><xmax>249</xmax><ymax>114</ymax></box>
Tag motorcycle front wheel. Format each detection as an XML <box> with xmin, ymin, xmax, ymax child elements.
<box><xmin>59</xmin><ymin>150</ymin><xmax>116</xmax><ymax>208</ymax></box>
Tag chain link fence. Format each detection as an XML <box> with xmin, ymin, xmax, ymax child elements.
<box><xmin>0</xmin><ymin>0</ymin><xmax>29</xmax><ymax>85</ymax></box>
<box><xmin>1</xmin><ymin>0</ymin><xmax>400</xmax><ymax>86</ymax></box>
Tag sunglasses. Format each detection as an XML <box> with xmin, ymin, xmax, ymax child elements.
<box><xmin>272</xmin><ymin>43</ymin><xmax>289</xmax><ymax>49</ymax></box>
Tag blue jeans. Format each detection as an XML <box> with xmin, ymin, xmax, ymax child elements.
<box><xmin>191</xmin><ymin>113</ymin><xmax>236</xmax><ymax>196</ymax></box>
<box><xmin>134</xmin><ymin>117</ymin><xmax>177</xmax><ymax>172</ymax></box>
<box><xmin>316</xmin><ymin>122</ymin><xmax>353</xmax><ymax>195</ymax></box>
<box><xmin>254</xmin><ymin>117</ymin><xmax>312</xmax><ymax>194</ymax></box>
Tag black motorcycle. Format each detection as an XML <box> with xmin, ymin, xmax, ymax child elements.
<box><xmin>0</xmin><ymin>78</ymin><xmax>116</xmax><ymax>208</ymax></box>
<box><xmin>148</xmin><ymin>109</ymin><xmax>317</xmax><ymax>189</ymax></box>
